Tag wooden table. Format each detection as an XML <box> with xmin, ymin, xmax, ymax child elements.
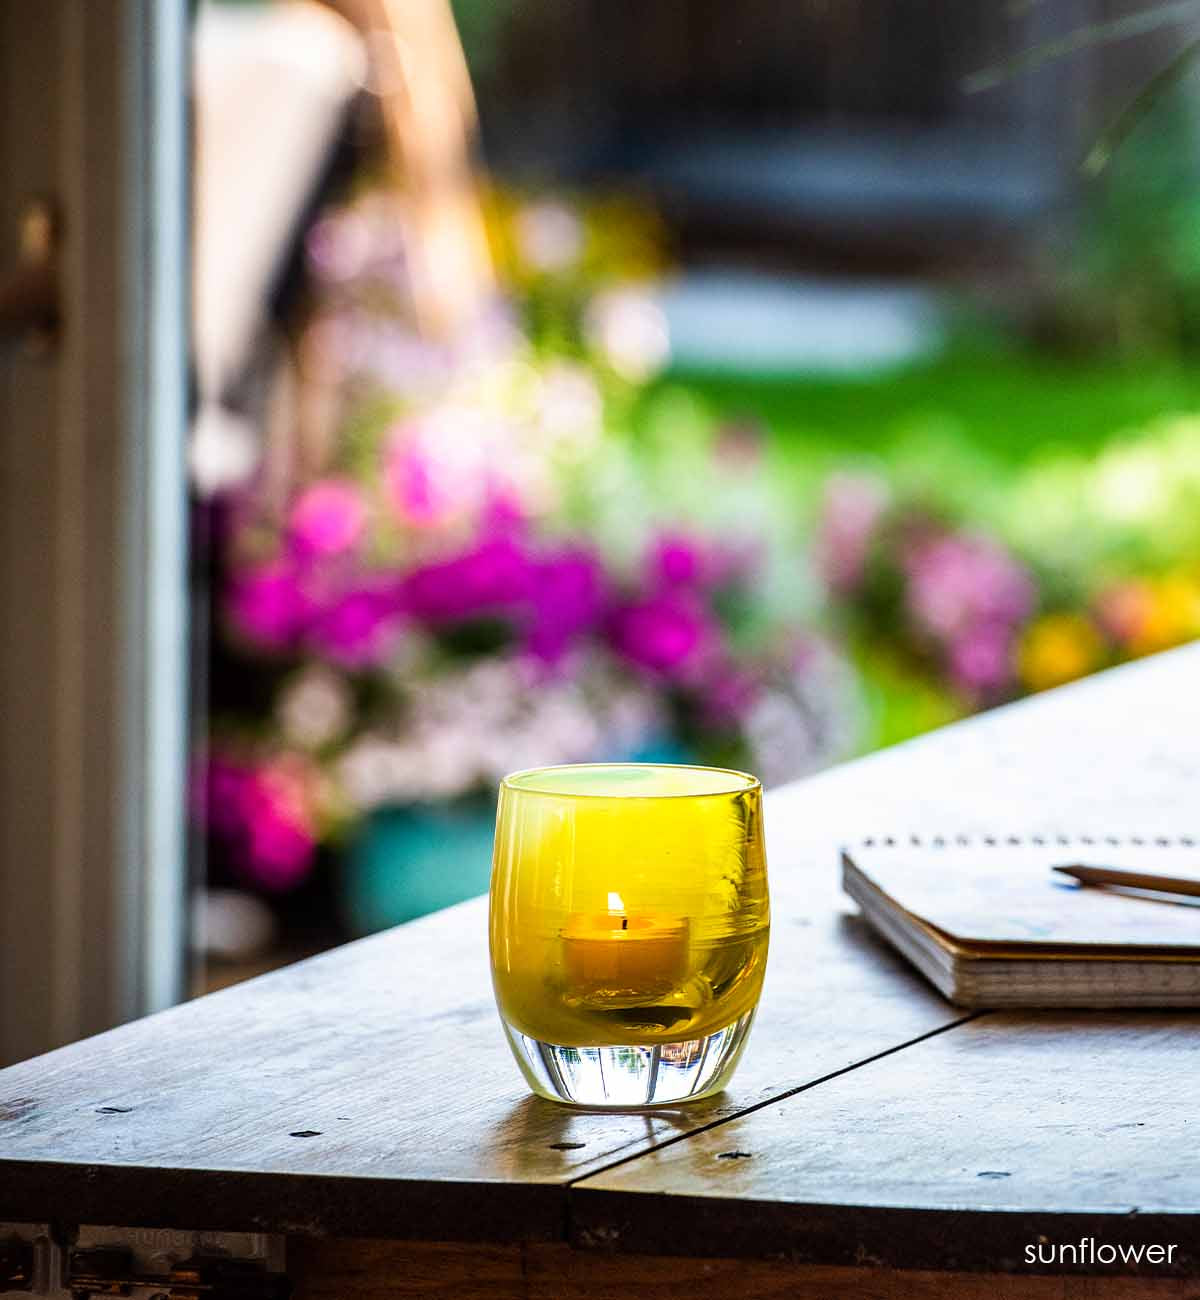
<box><xmin>2</xmin><ymin>648</ymin><xmax>1198</xmax><ymax>1298</ymax></box>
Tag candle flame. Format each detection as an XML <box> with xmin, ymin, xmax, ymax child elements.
<box><xmin>607</xmin><ymin>891</ymin><xmax>625</xmax><ymax>913</ymax></box>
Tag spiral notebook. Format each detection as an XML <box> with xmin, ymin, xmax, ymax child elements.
<box><xmin>842</xmin><ymin>836</ymin><xmax>1200</xmax><ymax>1008</ymax></box>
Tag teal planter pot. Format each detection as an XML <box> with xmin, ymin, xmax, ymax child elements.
<box><xmin>343</xmin><ymin>799</ymin><xmax>498</xmax><ymax>936</ymax></box>
<box><xmin>341</xmin><ymin>741</ymin><xmax>694</xmax><ymax>936</ymax></box>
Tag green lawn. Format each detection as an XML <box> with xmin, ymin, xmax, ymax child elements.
<box><xmin>665</xmin><ymin>348</ymin><xmax>1200</xmax><ymax>470</ymax></box>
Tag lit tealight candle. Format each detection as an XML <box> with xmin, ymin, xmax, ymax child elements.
<box><xmin>562</xmin><ymin>892</ymin><xmax>690</xmax><ymax>992</ymax></box>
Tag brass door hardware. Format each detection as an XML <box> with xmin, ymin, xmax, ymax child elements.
<box><xmin>0</xmin><ymin>197</ymin><xmax>59</xmax><ymax>354</ymax></box>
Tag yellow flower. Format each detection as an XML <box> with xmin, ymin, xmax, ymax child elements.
<box><xmin>1131</xmin><ymin>573</ymin><xmax>1200</xmax><ymax>656</ymax></box>
<box><xmin>1018</xmin><ymin>613</ymin><xmax>1105</xmax><ymax>693</ymax></box>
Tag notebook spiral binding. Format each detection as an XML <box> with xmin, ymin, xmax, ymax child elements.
<box><xmin>859</xmin><ymin>833</ymin><xmax>1197</xmax><ymax>849</ymax></box>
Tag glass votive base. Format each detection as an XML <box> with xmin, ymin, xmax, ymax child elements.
<box><xmin>501</xmin><ymin>1009</ymin><xmax>757</xmax><ymax>1108</ymax></box>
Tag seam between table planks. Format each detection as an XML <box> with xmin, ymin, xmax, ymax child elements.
<box><xmin>562</xmin><ymin>1010</ymin><xmax>987</xmax><ymax>1192</ymax></box>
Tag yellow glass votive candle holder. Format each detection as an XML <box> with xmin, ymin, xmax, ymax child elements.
<box><xmin>489</xmin><ymin>763</ymin><xmax>770</xmax><ymax>1107</ymax></box>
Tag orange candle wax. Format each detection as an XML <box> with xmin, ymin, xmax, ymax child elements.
<box><xmin>562</xmin><ymin>893</ymin><xmax>689</xmax><ymax>991</ymax></box>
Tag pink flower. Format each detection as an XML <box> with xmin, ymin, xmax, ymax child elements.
<box><xmin>194</xmin><ymin>755</ymin><xmax>317</xmax><ymax>893</ymax></box>
<box><xmin>816</xmin><ymin>474</ymin><xmax>889</xmax><ymax>594</ymax></box>
<box><xmin>526</xmin><ymin>548</ymin><xmax>604</xmax><ymax>661</ymax></box>
<box><xmin>608</xmin><ymin>593</ymin><xmax>714</xmax><ymax>676</ymax></box>
<box><xmin>645</xmin><ymin>533</ymin><xmax>759</xmax><ymax>592</ymax></box>
<box><xmin>700</xmin><ymin>661</ymin><xmax>761</xmax><ymax>728</ymax></box>
<box><xmin>648</xmin><ymin>533</ymin><xmax>704</xmax><ymax>588</ymax></box>
<box><xmin>481</xmin><ymin>486</ymin><xmax>527</xmax><ymax>535</ymax></box>
<box><xmin>948</xmin><ymin>624</ymin><xmax>1016</xmax><ymax>696</ymax></box>
<box><xmin>906</xmin><ymin>534</ymin><xmax>1034</xmax><ymax>640</ymax></box>
<box><xmin>192</xmin><ymin>756</ymin><xmax>250</xmax><ymax>838</ymax></box>
<box><xmin>384</xmin><ymin>438</ymin><xmax>454</xmax><ymax>529</ymax></box>
<box><xmin>711</xmin><ymin>539</ymin><xmax>763</xmax><ymax>588</ymax></box>
<box><xmin>240</xmin><ymin>760</ymin><xmax>317</xmax><ymax>891</ymax></box>
<box><xmin>227</xmin><ymin>561</ymin><xmax>313</xmax><ymax>650</ymax></box>
<box><xmin>307</xmin><ymin>586</ymin><xmax>403</xmax><ymax>668</ymax></box>
<box><xmin>289</xmin><ymin>479</ymin><xmax>368</xmax><ymax>559</ymax></box>
<box><xmin>402</xmin><ymin>536</ymin><xmax>533</xmax><ymax>625</ymax></box>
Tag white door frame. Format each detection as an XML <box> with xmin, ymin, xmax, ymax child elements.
<box><xmin>0</xmin><ymin>0</ymin><xmax>189</xmax><ymax>1064</ymax></box>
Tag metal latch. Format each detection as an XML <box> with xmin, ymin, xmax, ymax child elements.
<box><xmin>67</xmin><ymin>1248</ymin><xmax>290</xmax><ymax>1300</ymax></box>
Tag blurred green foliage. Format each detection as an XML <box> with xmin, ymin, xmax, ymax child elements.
<box><xmin>648</xmin><ymin>346</ymin><xmax>1200</xmax><ymax>747</ymax></box>
<box><xmin>1058</xmin><ymin>80</ymin><xmax>1200</xmax><ymax>355</ymax></box>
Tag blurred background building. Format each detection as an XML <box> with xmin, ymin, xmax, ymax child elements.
<box><xmin>11</xmin><ymin>0</ymin><xmax>1197</xmax><ymax>1010</ymax></box>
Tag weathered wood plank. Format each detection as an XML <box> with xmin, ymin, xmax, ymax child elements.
<box><xmin>562</xmin><ymin>646</ymin><xmax>1200</xmax><ymax>1269</ymax></box>
<box><xmin>0</xmin><ymin>809</ymin><xmax>958</xmax><ymax>1237</ymax></box>
<box><xmin>0</xmin><ymin>891</ymin><xmax>958</xmax><ymax>1237</ymax></box>
<box><xmin>0</xmin><ymin>646</ymin><xmax>1197</xmax><ymax>1253</ymax></box>
<box><xmin>289</xmin><ymin>1238</ymin><xmax>1200</xmax><ymax>1299</ymax></box>
<box><xmin>573</xmin><ymin>1011</ymin><xmax>1200</xmax><ymax>1271</ymax></box>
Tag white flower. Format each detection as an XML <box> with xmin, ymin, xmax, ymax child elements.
<box><xmin>586</xmin><ymin>286</ymin><xmax>670</xmax><ymax>382</ymax></box>
<box><xmin>192</xmin><ymin>888</ymin><xmax>277</xmax><ymax>961</ymax></box>
<box><xmin>1091</xmin><ymin>446</ymin><xmax>1169</xmax><ymax>524</ymax></box>
<box><xmin>277</xmin><ymin>665</ymin><xmax>353</xmax><ymax>750</ymax></box>
<box><xmin>416</xmin><ymin>731</ymin><xmax>479</xmax><ymax>800</ymax></box>
<box><xmin>338</xmin><ymin>653</ymin><xmax>678</xmax><ymax>809</ymax></box>
<box><xmin>515</xmin><ymin>200</ymin><xmax>583</xmax><ymax>273</ymax></box>
<box><xmin>188</xmin><ymin>403</ymin><xmax>259</xmax><ymax>498</ymax></box>
<box><xmin>536</xmin><ymin>363</ymin><xmax>603</xmax><ymax>454</ymax></box>
<box><xmin>745</xmin><ymin>690</ymin><xmax>811</xmax><ymax>787</ymax></box>
<box><xmin>337</xmin><ymin>737</ymin><xmax>406</xmax><ymax>810</ymax></box>
<box><xmin>745</xmin><ymin>644</ymin><xmax>861</xmax><ymax>787</ymax></box>
<box><xmin>599</xmin><ymin>680</ymin><xmax>666</xmax><ymax>754</ymax></box>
